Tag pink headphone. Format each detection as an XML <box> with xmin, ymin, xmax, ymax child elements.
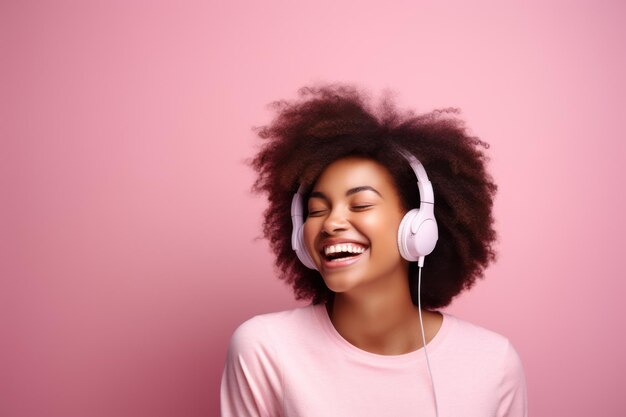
<box><xmin>291</xmin><ymin>149</ymin><xmax>438</xmax><ymax>270</ymax></box>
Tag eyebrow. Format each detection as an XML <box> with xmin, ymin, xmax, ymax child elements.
<box><xmin>308</xmin><ymin>186</ymin><xmax>383</xmax><ymax>201</ymax></box>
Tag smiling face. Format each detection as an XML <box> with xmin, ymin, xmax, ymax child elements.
<box><xmin>303</xmin><ymin>156</ymin><xmax>410</xmax><ymax>295</ymax></box>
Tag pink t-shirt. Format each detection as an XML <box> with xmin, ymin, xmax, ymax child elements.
<box><xmin>220</xmin><ymin>304</ymin><xmax>527</xmax><ymax>417</ymax></box>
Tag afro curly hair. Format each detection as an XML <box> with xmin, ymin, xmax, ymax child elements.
<box><xmin>250</xmin><ymin>84</ymin><xmax>497</xmax><ymax>309</ymax></box>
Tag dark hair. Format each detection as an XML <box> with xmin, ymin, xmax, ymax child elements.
<box><xmin>250</xmin><ymin>84</ymin><xmax>497</xmax><ymax>309</ymax></box>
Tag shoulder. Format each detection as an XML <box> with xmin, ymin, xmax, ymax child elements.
<box><xmin>227</xmin><ymin>304</ymin><xmax>318</xmax><ymax>355</ymax></box>
<box><xmin>442</xmin><ymin>313</ymin><xmax>526</xmax><ymax>382</ymax></box>
<box><xmin>444</xmin><ymin>313</ymin><xmax>517</xmax><ymax>356</ymax></box>
<box><xmin>443</xmin><ymin>314</ymin><xmax>527</xmax><ymax>394</ymax></box>
<box><xmin>440</xmin><ymin>314</ymin><xmax>528</xmax><ymax>414</ymax></box>
<box><xmin>221</xmin><ymin>308</ymin><xmax>315</xmax><ymax>416</ymax></box>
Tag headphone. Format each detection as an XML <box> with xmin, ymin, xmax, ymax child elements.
<box><xmin>290</xmin><ymin>149</ymin><xmax>438</xmax><ymax>269</ymax></box>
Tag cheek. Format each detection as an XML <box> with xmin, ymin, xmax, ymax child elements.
<box><xmin>359</xmin><ymin>214</ymin><xmax>404</xmax><ymax>258</ymax></box>
<box><xmin>360</xmin><ymin>214</ymin><xmax>401</xmax><ymax>239</ymax></box>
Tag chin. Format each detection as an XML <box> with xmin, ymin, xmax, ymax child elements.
<box><xmin>321</xmin><ymin>272</ymin><xmax>371</xmax><ymax>294</ymax></box>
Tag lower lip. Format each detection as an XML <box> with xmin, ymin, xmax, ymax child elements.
<box><xmin>321</xmin><ymin>250</ymin><xmax>367</xmax><ymax>269</ymax></box>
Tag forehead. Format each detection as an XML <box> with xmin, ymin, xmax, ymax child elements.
<box><xmin>312</xmin><ymin>156</ymin><xmax>398</xmax><ymax>194</ymax></box>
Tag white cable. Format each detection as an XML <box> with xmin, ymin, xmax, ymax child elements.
<box><xmin>417</xmin><ymin>264</ymin><xmax>439</xmax><ymax>417</ymax></box>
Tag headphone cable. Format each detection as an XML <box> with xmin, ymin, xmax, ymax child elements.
<box><xmin>417</xmin><ymin>263</ymin><xmax>439</xmax><ymax>417</ymax></box>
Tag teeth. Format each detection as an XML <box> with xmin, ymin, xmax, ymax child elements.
<box><xmin>323</xmin><ymin>243</ymin><xmax>367</xmax><ymax>256</ymax></box>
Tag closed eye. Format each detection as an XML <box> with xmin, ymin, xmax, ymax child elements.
<box><xmin>352</xmin><ymin>205</ymin><xmax>373</xmax><ymax>211</ymax></box>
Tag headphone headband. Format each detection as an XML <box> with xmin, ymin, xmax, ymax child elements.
<box><xmin>396</xmin><ymin>149</ymin><xmax>434</xmax><ymax>205</ymax></box>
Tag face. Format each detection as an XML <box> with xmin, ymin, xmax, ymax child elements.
<box><xmin>303</xmin><ymin>157</ymin><xmax>409</xmax><ymax>294</ymax></box>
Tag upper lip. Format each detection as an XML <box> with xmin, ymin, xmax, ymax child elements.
<box><xmin>318</xmin><ymin>238</ymin><xmax>369</xmax><ymax>253</ymax></box>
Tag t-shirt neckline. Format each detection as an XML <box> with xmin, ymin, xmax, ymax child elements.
<box><xmin>311</xmin><ymin>302</ymin><xmax>453</xmax><ymax>366</ymax></box>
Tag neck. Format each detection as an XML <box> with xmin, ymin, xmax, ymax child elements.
<box><xmin>326</xmin><ymin>285</ymin><xmax>442</xmax><ymax>355</ymax></box>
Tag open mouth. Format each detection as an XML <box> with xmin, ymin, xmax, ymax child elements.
<box><xmin>322</xmin><ymin>243</ymin><xmax>368</xmax><ymax>262</ymax></box>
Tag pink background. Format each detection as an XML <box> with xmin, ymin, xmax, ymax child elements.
<box><xmin>2</xmin><ymin>1</ymin><xmax>625</xmax><ymax>416</ymax></box>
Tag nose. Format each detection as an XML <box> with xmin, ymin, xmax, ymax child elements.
<box><xmin>321</xmin><ymin>206</ymin><xmax>350</xmax><ymax>235</ymax></box>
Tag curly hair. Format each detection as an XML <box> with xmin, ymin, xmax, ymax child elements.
<box><xmin>250</xmin><ymin>84</ymin><xmax>497</xmax><ymax>309</ymax></box>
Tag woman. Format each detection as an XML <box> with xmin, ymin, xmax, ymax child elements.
<box><xmin>220</xmin><ymin>84</ymin><xmax>527</xmax><ymax>417</ymax></box>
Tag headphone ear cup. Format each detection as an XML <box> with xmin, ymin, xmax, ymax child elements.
<box><xmin>397</xmin><ymin>208</ymin><xmax>438</xmax><ymax>261</ymax></box>
<box><xmin>296</xmin><ymin>226</ymin><xmax>318</xmax><ymax>270</ymax></box>
<box><xmin>398</xmin><ymin>209</ymin><xmax>420</xmax><ymax>261</ymax></box>
<box><xmin>291</xmin><ymin>188</ymin><xmax>318</xmax><ymax>270</ymax></box>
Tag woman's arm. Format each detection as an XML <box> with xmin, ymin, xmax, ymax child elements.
<box><xmin>496</xmin><ymin>340</ymin><xmax>528</xmax><ymax>417</ymax></box>
<box><xmin>220</xmin><ymin>317</ymin><xmax>283</xmax><ymax>417</ymax></box>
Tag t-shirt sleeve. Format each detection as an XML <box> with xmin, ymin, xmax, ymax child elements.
<box><xmin>496</xmin><ymin>340</ymin><xmax>528</xmax><ymax>417</ymax></box>
<box><xmin>220</xmin><ymin>317</ymin><xmax>283</xmax><ymax>417</ymax></box>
